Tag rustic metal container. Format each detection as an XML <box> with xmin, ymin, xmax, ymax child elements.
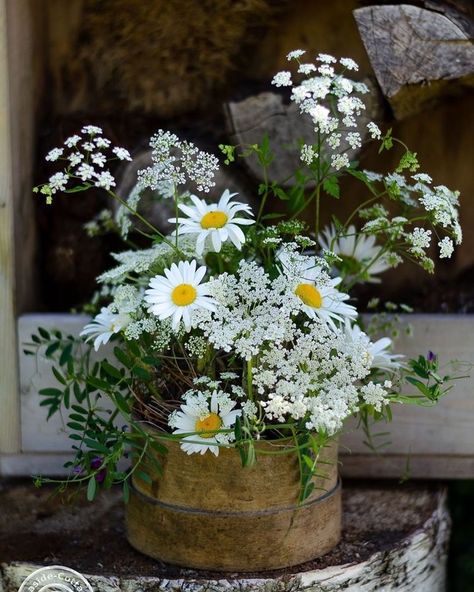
<box><xmin>125</xmin><ymin>431</ymin><xmax>341</xmax><ymax>572</ymax></box>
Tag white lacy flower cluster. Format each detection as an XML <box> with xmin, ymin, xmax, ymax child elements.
<box><xmin>137</xmin><ymin>129</ymin><xmax>219</xmax><ymax>194</ymax></box>
<box><xmin>272</xmin><ymin>52</ymin><xmax>374</xmax><ymax>171</ymax></box>
<box><xmin>192</xmin><ymin>260</ymin><xmax>302</xmax><ymax>360</ymax></box>
<box><xmin>36</xmin><ymin>126</ymin><xmax>131</xmax><ymax>204</ymax></box>
<box><xmin>360</xmin><ymin>171</ymin><xmax>461</xmax><ymax>267</ymax></box>
<box><xmin>252</xmin><ymin>319</ymin><xmax>390</xmax><ymax>434</ymax></box>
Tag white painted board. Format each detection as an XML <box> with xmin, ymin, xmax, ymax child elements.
<box><xmin>4</xmin><ymin>313</ymin><xmax>474</xmax><ymax>478</ymax></box>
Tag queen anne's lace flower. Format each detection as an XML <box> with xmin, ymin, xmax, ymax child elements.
<box><xmin>438</xmin><ymin>236</ymin><xmax>454</xmax><ymax>259</ymax></box>
<box><xmin>287</xmin><ymin>49</ymin><xmax>306</xmax><ymax>60</ymax></box>
<box><xmin>138</xmin><ymin>129</ymin><xmax>219</xmax><ymax>193</ymax></box>
<box><xmin>272</xmin><ymin>71</ymin><xmax>292</xmax><ymax>87</ymax></box>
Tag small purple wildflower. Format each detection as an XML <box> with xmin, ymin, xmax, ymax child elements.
<box><xmin>427</xmin><ymin>351</ymin><xmax>437</xmax><ymax>363</ymax></box>
<box><xmin>90</xmin><ymin>456</ymin><xmax>102</xmax><ymax>470</ymax></box>
<box><xmin>90</xmin><ymin>456</ymin><xmax>107</xmax><ymax>483</ymax></box>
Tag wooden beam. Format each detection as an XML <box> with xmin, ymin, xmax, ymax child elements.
<box><xmin>7</xmin><ymin>0</ymin><xmax>41</xmax><ymax>313</ymax></box>
<box><xmin>0</xmin><ymin>0</ymin><xmax>20</xmax><ymax>453</ymax></box>
<box><xmin>354</xmin><ymin>4</ymin><xmax>474</xmax><ymax>119</ymax></box>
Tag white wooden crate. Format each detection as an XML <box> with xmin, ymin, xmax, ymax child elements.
<box><xmin>2</xmin><ymin>313</ymin><xmax>473</xmax><ymax>478</ymax></box>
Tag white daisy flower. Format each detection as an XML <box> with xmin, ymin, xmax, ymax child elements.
<box><xmin>80</xmin><ymin>307</ymin><xmax>131</xmax><ymax>351</ymax></box>
<box><xmin>169</xmin><ymin>190</ymin><xmax>254</xmax><ymax>255</ymax></box>
<box><xmin>279</xmin><ymin>254</ymin><xmax>357</xmax><ymax>329</ymax></box>
<box><xmin>169</xmin><ymin>390</ymin><xmax>241</xmax><ymax>456</ymax></box>
<box><xmin>144</xmin><ymin>260</ymin><xmax>216</xmax><ymax>331</ymax></box>
<box><xmin>318</xmin><ymin>224</ymin><xmax>390</xmax><ymax>282</ymax></box>
<box><xmin>344</xmin><ymin>320</ymin><xmax>403</xmax><ymax>372</ymax></box>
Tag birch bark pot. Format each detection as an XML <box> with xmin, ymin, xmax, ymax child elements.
<box><xmin>125</xmin><ymin>431</ymin><xmax>341</xmax><ymax>571</ymax></box>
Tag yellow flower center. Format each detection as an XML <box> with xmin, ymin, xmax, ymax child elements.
<box><xmin>171</xmin><ymin>283</ymin><xmax>197</xmax><ymax>306</ymax></box>
<box><xmin>195</xmin><ymin>413</ymin><xmax>222</xmax><ymax>438</ymax></box>
<box><xmin>201</xmin><ymin>210</ymin><xmax>229</xmax><ymax>229</ymax></box>
<box><xmin>295</xmin><ymin>283</ymin><xmax>323</xmax><ymax>308</ymax></box>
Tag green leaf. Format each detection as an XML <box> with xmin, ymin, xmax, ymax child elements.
<box><xmin>38</xmin><ymin>327</ymin><xmax>51</xmax><ymax>340</ymax></box>
<box><xmin>122</xmin><ymin>480</ymin><xmax>130</xmax><ymax>503</ymax></box>
<box><xmin>59</xmin><ymin>343</ymin><xmax>73</xmax><ymax>366</ymax></box>
<box><xmin>68</xmin><ymin>413</ymin><xmax>86</xmax><ymax>423</ymax></box>
<box><xmin>45</xmin><ymin>342</ymin><xmax>60</xmax><ymax>357</ymax></box>
<box><xmin>149</xmin><ymin>439</ymin><xmax>168</xmax><ymax>454</ymax></box>
<box><xmin>84</xmin><ymin>438</ymin><xmax>109</xmax><ymax>454</ymax></box>
<box><xmin>136</xmin><ymin>470</ymin><xmax>153</xmax><ymax>484</ymax></box>
<box><xmin>323</xmin><ymin>176</ymin><xmax>340</xmax><ymax>198</ymax></box>
<box><xmin>87</xmin><ymin>476</ymin><xmax>97</xmax><ymax>501</ymax></box>
<box><xmin>101</xmin><ymin>361</ymin><xmax>122</xmax><ymax>380</ymax></box>
<box><xmin>346</xmin><ymin>169</ymin><xmax>378</xmax><ymax>195</ymax></box>
<box><xmin>47</xmin><ymin>405</ymin><xmax>60</xmax><ymax>420</ymax></box>
<box><xmin>39</xmin><ymin>387</ymin><xmax>63</xmax><ymax>398</ymax></box>
<box><xmin>39</xmin><ymin>398</ymin><xmax>59</xmax><ymax>408</ymax></box>
<box><xmin>127</xmin><ymin>341</ymin><xmax>141</xmax><ymax>357</ymax></box>
<box><xmin>87</xmin><ymin>376</ymin><xmax>111</xmax><ymax>391</ymax></box>
<box><xmin>302</xmin><ymin>481</ymin><xmax>315</xmax><ymax>501</ymax></box>
<box><xmin>73</xmin><ymin>382</ymin><xmax>85</xmax><ymax>402</ymax></box>
<box><xmin>114</xmin><ymin>347</ymin><xmax>133</xmax><ymax>368</ymax></box>
<box><xmin>67</xmin><ymin>421</ymin><xmax>84</xmax><ymax>431</ymax></box>
<box><xmin>132</xmin><ymin>366</ymin><xmax>151</xmax><ymax>381</ymax></box>
<box><xmin>66</xmin><ymin>184</ymin><xmax>92</xmax><ymax>194</ymax></box>
<box><xmin>71</xmin><ymin>404</ymin><xmax>87</xmax><ymax>415</ymax></box>
<box><xmin>114</xmin><ymin>392</ymin><xmax>131</xmax><ymax>416</ymax></box>
<box><xmin>272</xmin><ymin>186</ymin><xmax>289</xmax><ymax>201</ymax></box>
<box><xmin>63</xmin><ymin>385</ymin><xmax>71</xmax><ymax>408</ymax></box>
<box><xmin>52</xmin><ymin>366</ymin><xmax>67</xmax><ymax>385</ymax></box>
<box><xmin>142</xmin><ymin>355</ymin><xmax>160</xmax><ymax>367</ymax></box>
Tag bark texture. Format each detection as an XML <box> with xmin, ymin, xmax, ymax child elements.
<box><xmin>0</xmin><ymin>484</ymin><xmax>450</xmax><ymax>592</ymax></box>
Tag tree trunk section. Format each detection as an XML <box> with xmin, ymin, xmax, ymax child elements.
<box><xmin>354</xmin><ymin>4</ymin><xmax>474</xmax><ymax>119</ymax></box>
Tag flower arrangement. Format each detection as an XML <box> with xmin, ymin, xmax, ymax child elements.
<box><xmin>29</xmin><ymin>50</ymin><xmax>463</xmax><ymax>506</ymax></box>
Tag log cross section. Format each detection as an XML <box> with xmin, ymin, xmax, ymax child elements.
<box><xmin>354</xmin><ymin>4</ymin><xmax>474</xmax><ymax>119</ymax></box>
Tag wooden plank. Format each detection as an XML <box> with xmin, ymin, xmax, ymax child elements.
<box><xmin>341</xmin><ymin>314</ymin><xmax>474</xmax><ymax>477</ymax></box>
<box><xmin>18</xmin><ymin>314</ymin><xmax>91</xmax><ymax>453</ymax></box>
<box><xmin>0</xmin><ymin>453</ymin><xmax>71</xmax><ymax>477</ymax></box>
<box><xmin>6</xmin><ymin>0</ymin><xmax>42</xmax><ymax>313</ymax></box>
<box><xmin>6</xmin><ymin>313</ymin><xmax>474</xmax><ymax>477</ymax></box>
<box><xmin>0</xmin><ymin>0</ymin><xmax>20</xmax><ymax>454</ymax></box>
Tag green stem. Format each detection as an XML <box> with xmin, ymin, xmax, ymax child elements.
<box><xmin>256</xmin><ymin>166</ymin><xmax>269</xmax><ymax>225</ymax></box>
<box><xmin>247</xmin><ymin>358</ymin><xmax>254</xmax><ymax>401</ymax></box>
<box><xmin>314</xmin><ymin>183</ymin><xmax>321</xmax><ymax>238</ymax></box>
<box><xmin>174</xmin><ymin>187</ymin><xmax>179</xmax><ymax>249</ymax></box>
<box><xmin>107</xmin><ymin>190</ymin><xmax>180</xmax><ymax>253</ymax></box>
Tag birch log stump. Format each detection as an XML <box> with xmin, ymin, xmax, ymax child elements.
<box><xmin>0</xmin><ymin>483</ymin><xmax>450</xmax><ymax>592</ymax></box>
<box><xmin>354</xmin><ymin>3</ymin><xmax>474</xmax><ymax>119</ymax></box>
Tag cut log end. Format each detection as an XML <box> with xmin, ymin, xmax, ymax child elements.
<box><xmin>354</xmin><ymin>4</ymin><xmax>474</xmax><ymax>119</ymax></box>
